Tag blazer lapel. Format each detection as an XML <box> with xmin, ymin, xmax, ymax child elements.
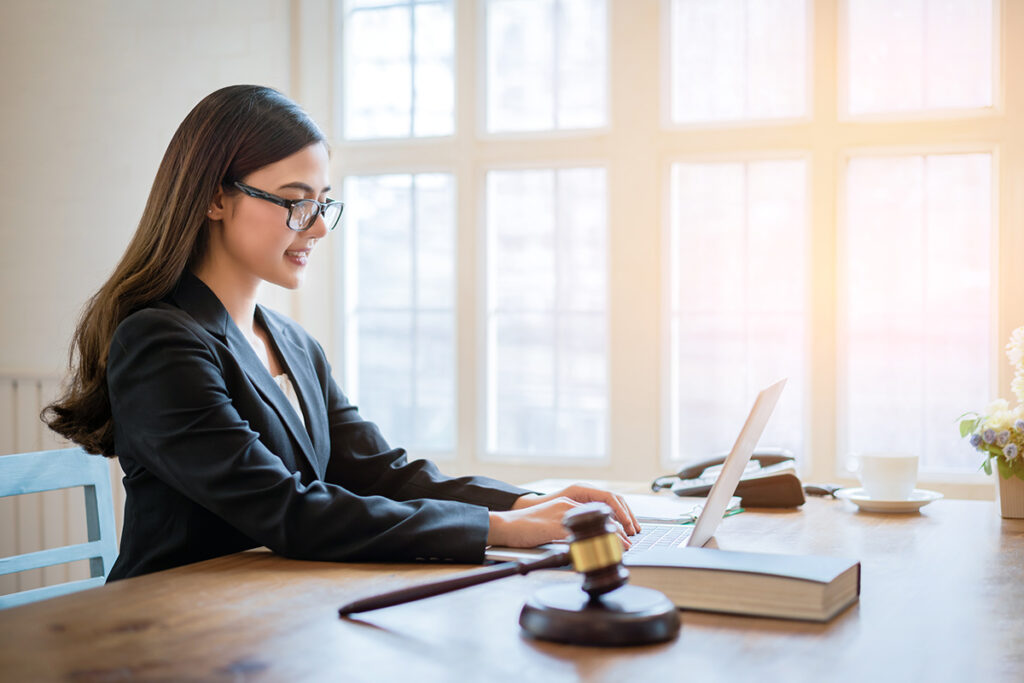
<box><xmin>170</xmin><ymin>273</ymin><xmax>322</xmax><ymax>479</ymax></box>
<box><xmin>257</xmin><ymin>306</ymin><xmax>330</xmax><ymax>480</ymax></box>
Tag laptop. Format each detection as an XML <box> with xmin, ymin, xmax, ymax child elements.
<box><xmin>485</xmin><ymin>378</ymin><xmax>787</xmax><ymax>562</ymax></box>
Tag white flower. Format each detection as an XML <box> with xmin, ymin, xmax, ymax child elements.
<box><xmin>1007</xmin><ymin>327</ymin><xmax>1024</xmax><ymax>370</ymax></box>
<box><xmin>986</xmin><ymin>398</ymin><xmax>1010</xmax><ymax>415</ymax></box>
<box><xmin>1009</xmin><ymin>327</ymin><xmax>1024</xmax><ymax>404</ymax></box>
<box><xmin>987</xmin><ymin>410</ymin><xmax>1015</xmax><ymax>431</ymax></box>
<box><xmin>1013</xmin><ymin>376</ymin><xmax>1024</xmax><ymax>406</ymax></box>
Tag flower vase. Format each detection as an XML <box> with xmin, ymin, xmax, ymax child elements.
<box><xmin>997</xmin><ymin>474</ymin><xmax>1024</xmax><ymax>519</ymax></box>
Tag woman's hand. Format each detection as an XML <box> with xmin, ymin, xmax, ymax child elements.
<box><xmin>486</xmin><ymin>484</ymin><xmax>640</xmax><ymax>549</ymax></box>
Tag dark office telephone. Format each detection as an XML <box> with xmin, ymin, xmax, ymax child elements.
<box><xmin>651</xmin><ymin>448</ymin><xmax>807</xmax><ymax>508</ymax></box>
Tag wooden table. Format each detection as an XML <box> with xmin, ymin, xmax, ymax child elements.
<box><xmin>2</xmin><ymin>496</ymin><xmax>1023</xmax><ymax>682</ymax></box>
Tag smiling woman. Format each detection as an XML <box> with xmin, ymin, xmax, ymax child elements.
<box><xmin>40</xmin><ymin>84</ymin><xmax>637</xmax><ymax>581</ymax></box>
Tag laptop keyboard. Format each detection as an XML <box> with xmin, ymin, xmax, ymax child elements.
<box><xmin>626</xmin><ymin>523</ymin><xmax>693</xmax><ymax>553</ymax></box>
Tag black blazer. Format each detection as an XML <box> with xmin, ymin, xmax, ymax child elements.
<box><xmin>105</xmin><ymin>272</ymin><xmax>528</xmax><ymax>580</ymax></box>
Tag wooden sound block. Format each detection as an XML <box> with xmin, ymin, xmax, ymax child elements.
<box><xmin>519</xmin><ymin>584</ymin><xmax>680</xmax><ymax>646</ymax></box>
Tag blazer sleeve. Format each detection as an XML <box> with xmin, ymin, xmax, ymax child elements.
<box><xmin>108</xmin><ymin>309</ymin><xmax>496</xmax><ymax>563</ymax></box>
<box><xmin>315</xmin><ymin>343</ymin><xmax>531</xmax><ymax>510</ymax></box>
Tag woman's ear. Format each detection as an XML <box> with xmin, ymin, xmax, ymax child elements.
<box><xmin>207</xmin><ymin>188</ymin><xmax>227</xmax><ymax>221</ymax></box>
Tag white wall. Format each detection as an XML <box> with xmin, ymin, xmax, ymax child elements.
<box><xmin>0</xmin><ymin>0</ymin><xmax>319</xmax><ymax>596</ymax></box>
<box><xmin>0</xmin><ymin>0</ymin><xmax>296</xmax><ymax>375</ymax></box>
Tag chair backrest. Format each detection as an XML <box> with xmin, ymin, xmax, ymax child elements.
<box><xmin>0</xmin><ymin>447</ymin><xmax>118</xmax><ymax>609</ymax></box>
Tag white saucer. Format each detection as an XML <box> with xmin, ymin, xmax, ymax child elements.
<box><xmin>835</xmin><ymin>488</ymin><xmax>943</xmax><ymax>513</ymax></box>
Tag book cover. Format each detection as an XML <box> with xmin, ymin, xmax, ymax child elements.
<box><xmin>623</xmin><ymin>546</ymin><xmax>860</xmax><ymax>622</ymax></box>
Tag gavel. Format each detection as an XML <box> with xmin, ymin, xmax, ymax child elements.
<box><xmin>338</xmin><ymin>503</ymin><xmax>680</xmax><ymax>646</ymax></box>
<box><xmin>338</xmin><ymin>503</ymin><xmax>626</xmax><ymax>615</ymax></box>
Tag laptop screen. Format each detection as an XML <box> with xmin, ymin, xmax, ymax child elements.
<box><xmin>687</xmin><ymin>378</ymin><xmax>787</xmax><ymax>547</ymax></box>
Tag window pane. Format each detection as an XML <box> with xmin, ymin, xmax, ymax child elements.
<box><xmin>486</xmin><ymin>0</ymin><xmax>607</xmax><ymax>133</ymax></box>
<box><xmin>847</xmin><ymin>0</ymin><xmax>994</xmax><ymax>115</ymax></box>
<box><xmin>844</xmin><ymin>154</ymin><xmax>992</xmax><ymax>472</ymax></box>
<box><xmin>343</xmin><ymin>0</ymin><xmax>454</xmax><ymax>139</ymax></box>
<box><xmin>557</xmin><ymin>0</ymin><xmax>608</xmax><ymax>129</ymax></box>
<box><xmin>343</xmin><ymin>173</ymin><xmax>456</xmax><ymax>454</ymax></box>
<box><xmin>669</xmin><ymin>160</ymin><xmax>807</xmax><ymax>463</ymax></box>
<box><xmin>413</xmin><ymin>2</ymin><xmax>455</xmax><ymax>136</ymax></box>
<box><xmin>670</xmin><ymin>0</ymin><xmax>808</xmax><ymax>124</ymax></box>
<box><xmin>486</xmin><ymin>168</ymin><xmax>608</xmax><ymax>457</ymax></box>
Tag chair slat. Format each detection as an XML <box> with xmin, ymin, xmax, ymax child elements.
<box><xmin>0</xmin><ymin>447</ymin><xmax>118</xmax><ymax>608</ymax></box>
<box><xmin>0</xmin><ymin>450</ymin><xmax>111</xmax><ymax>496</ymax></box>
<box><xmin>0</xmin><ymin>577</ymin><xmax>105</xmax><ymax>610</ymax></box>
<box><xmin>0</xmin><ymin>541</ymin><xmax>107</xmax><ymax>576</ymax></box>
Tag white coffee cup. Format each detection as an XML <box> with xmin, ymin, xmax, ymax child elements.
<box><xmin>857</xmin><ymin>452</ymin><xmax>919</xmax><ymax>501</ymax></box>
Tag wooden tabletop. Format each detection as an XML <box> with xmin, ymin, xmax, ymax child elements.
<box><xmin>2</xmin><ymin>496</ymin><xmax>1023</xmax><ymax>682</ymax></box>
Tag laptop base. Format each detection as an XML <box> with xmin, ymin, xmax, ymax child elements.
<box><xmin>519</xmin><ymin>583</ymin><xmax>680</xmax><ymax>646</ymax></box>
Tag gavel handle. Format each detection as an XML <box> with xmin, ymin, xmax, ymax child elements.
<box><xmin>338</xmin><ymin>550</ymin><xmax>571</xmax><ymax>616</ymax></box>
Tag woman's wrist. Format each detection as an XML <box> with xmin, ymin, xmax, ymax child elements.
<box><xmin>487</xmin><ymin>511</ymin><xmax>507</xmax><ymax>545</ymax></box>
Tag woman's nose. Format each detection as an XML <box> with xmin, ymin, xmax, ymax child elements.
<box><xmin>309</xmin><ymin>211</ymin><xmax>330</xmax><ymax>238</ymax></box>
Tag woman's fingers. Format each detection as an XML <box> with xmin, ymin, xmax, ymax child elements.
<box><xmin>509</xmin><ymin>485</ymin><xmax>642</xmax><ymax>537</ymax></box>
<box><xmin>561</xmin><ymin>485</ymin><xmax>640</xmax><ymax>536</ymax></box>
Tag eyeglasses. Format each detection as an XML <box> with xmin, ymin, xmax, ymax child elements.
<box><xmin>232</xmin><ymin>181</ymin><xmax>344</xmax><ymax>232</ymax></box>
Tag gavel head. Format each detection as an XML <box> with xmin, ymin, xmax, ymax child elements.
<box><xmin>562</xmin><ymin>503</ymin><xmax>630</xmax><ymax>600</ymax></box>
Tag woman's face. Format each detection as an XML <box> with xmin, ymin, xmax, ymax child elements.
<box><xmin>207</xmin><ymin>142</ymin><xmax>331</xmax><ymax>290</ymax></box>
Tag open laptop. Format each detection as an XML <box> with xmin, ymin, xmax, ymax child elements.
<box><xmin>485</xmin><ymin>378</ymin><xmax>787</xmax><ymax>562</ymax></box>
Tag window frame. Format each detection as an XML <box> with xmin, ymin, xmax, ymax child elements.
<box><xmin>476</xmin><ymin>159</ymin><xmax>613</xmax><ymax>465</ymax></box>
<box><xmin>660</xmin><ymin>150</ymin><xmax>815</xmax><ymax>470</ymax></box>
<box><xmin>659</xmin><ymin>0</ymin><xmax>817</xmax><ymax>131</ymax></box>
<box><xmin>337</xmin><ymin>0</ymin><xmax>459</xmax><ymax>142</ymax></box>
<box><xmin>476</xmin><ymin>0</ymin><xmax>613</xmax><ymax>140</ymax></box>
<box><xmin>834</xmin><ymin>142</ymin><xmax>1000</xmax><ymax>485</ymax></box>
<box><xmin>317</xmin><ymin>0</ymin><xmax>1024</xmax><ymax>499</ymax></box>
<box><xmin>837</xmin><ymin>0</ymin><xmax>1003</xmax><ymax>122</ymax></box>
<box><xmin>334</xmin><ymin>166</ymin><xmax>461</xmax><ymax>462</ymax></box>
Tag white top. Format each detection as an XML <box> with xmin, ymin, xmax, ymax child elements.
<box><xmin>273</xmin><ymin>373</ymin><xmax>305</xmax><ymax>425</ymax></box>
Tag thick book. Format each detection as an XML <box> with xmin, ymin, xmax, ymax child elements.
<box><xmin>622</xmin><ymin>547</ymin><xmax>860</xmax><ymax>622</ymax></box>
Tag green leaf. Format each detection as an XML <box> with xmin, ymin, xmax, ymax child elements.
<box><xmin>1015</xmin><ymin>468</ymin><xmax>1024</xmax><ymax>482</ymax></box>
<box><xmin>982</xmin><ymin>458</ymin><xmax>993</xmax><ymax>476</ymax></box>
<box><xmin>960</xmin><ymin>417</ymin><xmax>982</xmax><ymax>438</ymax></box>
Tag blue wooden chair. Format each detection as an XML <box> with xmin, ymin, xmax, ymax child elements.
<box><xmin>0</xmin><ymin>447</ymin><xmax>118</xmax><ymax>609</ymax></box>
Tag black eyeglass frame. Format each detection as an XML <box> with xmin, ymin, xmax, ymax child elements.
<box><xmin>231</xmin><ymin>180</ymin><xmax>344</xmax><ymax>232</ymax></box>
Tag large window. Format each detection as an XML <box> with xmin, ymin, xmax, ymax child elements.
<box><xmin>330</xmin><ymin>0</ymin><xmax>1018</xmax><ymax>496</ymax></box>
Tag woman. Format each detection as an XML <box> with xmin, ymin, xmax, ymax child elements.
<box><xmin>45</xmin><ymin>85</ymin><xmax>637</xmax><ymax>580</ymax></box>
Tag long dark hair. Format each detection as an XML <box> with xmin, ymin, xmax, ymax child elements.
<box><xmin>44</xmin><ymin>85</ymin><xmax>326</xmax><ymax>455</ymax></box>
